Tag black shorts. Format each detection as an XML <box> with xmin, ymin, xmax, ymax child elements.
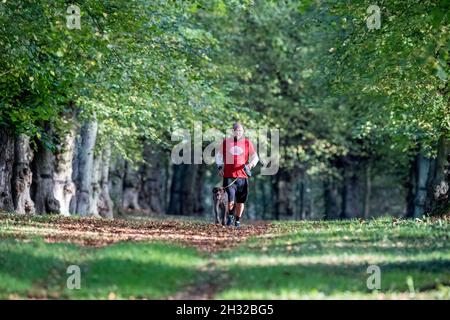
<box><xmin>223</xmin><ymin>178</ymin><xmax>249</xmax><ymax>204</ymax></box>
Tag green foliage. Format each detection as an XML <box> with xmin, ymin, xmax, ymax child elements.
<box><xmin>0</xmin><ymin>0</ymin><xmax>254</xmax><ymax>159</ymax></box>
<box><xmin>329</xmin><ymin>0</ymin><xmax>450</xmax><ymax>154</ymax></box>
<box><xmin>197</xmin><ymin>0</ymin><xmax>350</xmax><ymax>173</ymax></box>
<box><xmin>1</xmin><ymin>0</ymin><xmax>448</xmax><ymax>175</ymax></box>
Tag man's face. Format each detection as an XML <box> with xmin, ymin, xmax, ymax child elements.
<box><xmin>233</xmin><ymin>125</ymin><xmax>244</xmax><ymax>140</ymax></box>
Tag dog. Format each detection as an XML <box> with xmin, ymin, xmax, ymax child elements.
<box><xmin>212</xmin><ymin>187</ymin><xmax>229</xmax><ymax>225</ymax></box>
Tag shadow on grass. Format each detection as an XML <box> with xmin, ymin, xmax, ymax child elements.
<box><xmin>252</xmin><ymin>239</ymin><xmax>450</xmax><ymax>258</ymax></box>
<box><xmin>0</xmin><ymin>239</ymin><xmax>202</xmax><ymax>299</ymax></box>
<box><xmin>217</xmin><ymin>220</ymin><xmax>450</xmax><ymax>299</ymax></box>
<box><xmin>262</xmin><ymin>228</ymin><xmax>448</xmax><ymax>248</ymax></box>
<box><xmin>68</xmin><ymin>242</ymin><xmax>202</xmax><ymax>299</ymax></box>
<box><xmin>216</xmin><ymin>259</ymin><xmax>450</xmax><ymax>299</ymax></box>
<box><xmin>247</xmin><ymin>221</ymin><xmax>449</xmax><ymax>259</ymax></box>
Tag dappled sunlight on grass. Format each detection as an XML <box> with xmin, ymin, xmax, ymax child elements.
<box><xmin>215</xmin><ymin>217</ymin><xmax>450</xmax><ymax>299</ymax></box>
<box><xmin>0</xmin><ymin>239</ymin><xmax>203</xmax><ymax>299</ymax></box>
<box><xmin>217</xmin><ymin>288</ymin><xmax>450</xmax><ymax>300</ymax></box>
<box><xmin>0</xmin><ymin>214</ymin><xmax>448</xmax><ymax>299</ymax></box>
<box><xmin>217</xmin><ymin>252</ymin><xmax>449</xmax><ymax>267</ymax></box>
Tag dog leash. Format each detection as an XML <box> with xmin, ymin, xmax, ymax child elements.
<box><xmin>222</xmin><ymin>177</ymin><xmax>238</xmax><ymax>189</ymax></box>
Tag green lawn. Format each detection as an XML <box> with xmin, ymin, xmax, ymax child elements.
<box><xmin>215</xmin><ymin>218</ymin><xmax>450</xmax><ymax>299</ymax></box>
<box><xmin>0</xmin><ymin>215</ymin><xmax>449</xmax><ymax>299</ymax></box>
<box><xmin>0</xmin><ymin>239</ymin><xmax>202</xmax><ymax>299</ymax></box>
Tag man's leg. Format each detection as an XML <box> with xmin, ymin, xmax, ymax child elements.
<box><xmin>224</xmin><ymin>179</ymin><xmax>236</xmax><ymax>226</ymax></box>
<box><xmin>234</xmin><ymin>203</ymin><xmax>244</xmax><ymax>228</ymax></box>
<box><xmin>235</xmin><ymin>203</ymin><xmax>244</xmax><ymax>219</ymax></box>
<box><xmin>228</xmin><ymin>201</ymin><xmax>235</xmax><ymax>215</ymax></box>
<box><xmin>234</xmin><ymin>179</ymin><xmax>248</xmax><ymax>227</ymax></box>
<box><xmin>227</xmin><ymin>201</ymin><xmax>235</xmax><ymax>226</ymax></box>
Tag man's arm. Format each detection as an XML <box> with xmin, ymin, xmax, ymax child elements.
<box><xmin>247</xmin><ymin>140</ymin><xmax>259</xmax><ymax>169</ymax></box>
<box><xmin>248</xmin><ymin>152</ymin><xmax>259</xmax><ymax>169</ymax></box>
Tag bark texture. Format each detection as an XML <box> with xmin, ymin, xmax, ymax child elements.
<box><xmin>122</xmin><ymin>161</ymin><xmax>141</xmax><ymax>212</ymax></box>
<box><xmin>0</xmin><ymin>127</ymin><xmax>15</xmax><ymax>212</ymax></box>
<box><xmin>74</xmin><ymin>120</ymin><xmax>98</xmax><ymax>216</ymax></box>
<box><xmin>324</xmin><ymin>177</ymin><xmax>340</xmax><ymax>219</ymax></box>
<box><xmin>341</xmin><ymin>157</ymin><xmax>363</xmax><ymax>218</ymax></box>
<box><xmin>97</xmin><ymin>146</ymin><xmax>114</xmax><ymax>218</ymax></box>
<box><xmin>168</xmin><ymin>164</ymin><xmax>204</xmax><ymax>215</ymax></box>
<box><xmin>138</xmin><ymin>144</ymin><xmax>164</xmax><ymax>215</ymax></box>
<box><xmin>272</xmin><ymin>168</ymin><xmax>298</xmax><ymax>219</ymax></box>
<box><xmin>406</xmin><ymin>154</ymin><xmax>432</xmax><ymax>218</ymax></box>
<box><xmin>31</xmin><ymin>138</ymin><xmax>60</xmax><ymax>214</ymax></box>
<box><xmin>426</xmin><ymin>136</ymin><xmax>450</xmax><ymax>214</ymax></box>
<box><xmin>53</xmin><ymin>125</ymin><xmax>76</xmax><ymax>216</ymax></box>
<box><xmin>12</xmin><ymin>135</ymin><xmax>35</xmax><ymax>214</ymax></box>
<box><xmin>109</xmin><ymin>156</ymin><xmax>125</xmax><ymax>215</ymax></box>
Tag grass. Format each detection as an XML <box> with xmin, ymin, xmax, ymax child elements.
<box><xmin>214</xmin><ymin>217</ymin><xmax>450</xmax><ymax>299</ymax></box>
<box><xmin>0</xmin><ymin>215</ymin><xmax>449</xmax><ymax>299</ymax></box>
<box><xmin>0</xmin><ymin>239</ymin><xmax>202</xmax><ymax>299</ymax></box>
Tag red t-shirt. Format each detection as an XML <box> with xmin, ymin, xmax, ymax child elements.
<box><xmin>222</xmin><ymin>137</ymin><xmax>256</xmax><ymax>178</ymax></box>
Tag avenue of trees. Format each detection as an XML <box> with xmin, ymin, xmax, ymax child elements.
<box><xmin>0</xmin><ymin>0</ymin><xmax>448</xmax><ymax>220</ymax></box>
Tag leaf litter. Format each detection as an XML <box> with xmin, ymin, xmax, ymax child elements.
<box><xmin>0</xmin><ymin>214</ymin><xmax>271</xmax><ymax>252</ymax></box>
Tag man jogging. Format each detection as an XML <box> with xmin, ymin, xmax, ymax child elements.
<box><xmin>215</xmin><ymin>123</ymin><xmax>259</xmax><ymax>227</ymax></box>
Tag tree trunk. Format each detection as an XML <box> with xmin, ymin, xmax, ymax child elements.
<box><xmin>139</xmin><ymin>144</ymin><xmax>163</xmax><ymax>215</ymax></box>
<box><xmin>168</xmin><ymin>164</ymin><xmax>183</xmax><ymax>215</ymax></box>
<box><xmin>109</xmin><ymin>155</ymin><xmax>126</xmax><ymax>215</ymax></box>
<box><xmin>363</xmin><ymin>163</ymin><xmax>372</xmax><ymax>218</ymax></box>
<box><xmin>122</xmin><ymin>161</ymin><xmax>141</xmax><ymax>212</ymax></box>
<box><xmin>88</xmin><ymin>145</ymin><xmax>113</xmax><ymax>218</ymax></box>
<box><xmin>299</xmin><ymin>180</ymin><xmax>305</xmax><ymax>220</ymax></box>
<box><xmin>164</xmin><ymin>160</ymin><xmax>170</xmax><ymax>212</ymax></box>
<box><xmin>0</xmin><ymin>127</ymin><xmax>15</xmax><ymax>212</ymax></box>
<box><xmin>271</xmin><ymin>175</ymin><xmax>279</xmax><ymax>220</ymax></box>
<box><xmin>89</xmin><ymin>149</ymin><xmax>102</xmax><ymax>216</ymax></box>
<box><xmin>256</xmin><ymin>178</ymin><xmax>261</xmax><ymax>219</ymax></box>
<box><xmin>324</xmin><ymin>176</ymin><xmax>340</xmax><ymax>219</ymax></box>
<box><xmin>413</xmin><ymin>154</ymin><xmax>431</xmax><ymax>217</ymax></box>
<box><xmin>273</xmin><ymin>168</ymin><xmax>297</xmax><ymax>218</ymax></box>
<box><xmin>180</xmin><ymin>165</ymin><xmax>197</xmax><ymax>215</ymax></box>
<box><xmin>305</xmin><ymin>179</ymin><xmax>312</xmax><ymax>219</ymax></box>
<box><xmin>168</xmin><ymin>164</ymin><xmax>199</xmax><ymax>215</ymax></box>
<box><xmin>53</xmin><ymin>124</ymin><xmax>76</xmax><ymax>216</ymax></box>
<box><xmin>193</xmin><ymin>165</ymin><xmax>205</xmax><ymax>215</ymax></box>
<box><xmin>12</xmin><ymin>135</ymin><xmax>35</xmax><ymax>214</ymax></box>
<box><xmin>74</xmin><ymin>120</ymin><xmax>98</xmax><ymax>216</ymax></box>
<box><xmin>70</xmin><ymin>133</ymin><xmax>80</xmax><ymax>215</ymax></box>
<box><xmin>31</xmin><ymin>136</ymin><xmax>60</xmax><ymax>214</ymax></box>
<box><xmin>98</xmin><ymin>145</ymin><xmax>114</xmax><ymax>218</ymax></box>
<box><xmin>341</xmin><ymin>157</ymin><xmax>363</xmax><ymax>218</ymax></box>
<box><xmin>425</xmin><ymin>135</ymin><xmax>450</xmax><ymax>214</ymax></box>
<box><xmin>405</xmin><ymin>155</ymin><xmax>417</xmax><ymax>217</ymax></box>
<box><xmin>261</xmin><ymin>177</ymin><xmax>269</xmax><ymax>220</ymax></box>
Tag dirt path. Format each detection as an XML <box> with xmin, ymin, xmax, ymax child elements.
<box><xmin>168</xmin><ymin>258</ymin><xmax>227</xmax><ymax>300</ymax></box>
<box><xmin>0</xmin><ymin>214</ymin><xmax>271</xmax><ymax>252</ymax></box>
